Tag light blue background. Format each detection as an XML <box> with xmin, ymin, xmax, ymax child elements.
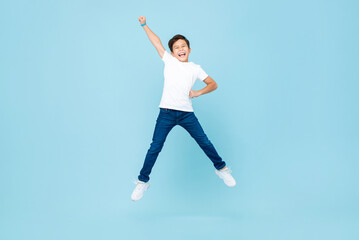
<box><xmin>1</xmin><ymin>0</ymin><xmax>358</xmax><ymax>239</ymax></box>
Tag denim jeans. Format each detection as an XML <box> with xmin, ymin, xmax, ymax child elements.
<box><xmin>138</xmin><ymin>107</ymin><xmax>226</xmax><ymax>182</ymax></box>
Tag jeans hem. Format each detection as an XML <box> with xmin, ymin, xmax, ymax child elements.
<box><xmin>215</xmin><ymin>163</ymin><xmax>226</xmax><ymax>171</ymax></box>
<box><xmin>138</xmin><ymin>177</ymin><xmax>149</xmax><ymax>183</ymax></box>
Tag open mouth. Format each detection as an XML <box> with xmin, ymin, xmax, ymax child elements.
<box><xmin>178</xmin><ymin>52</ymin><xmax>186</xmax><ymax>58</ymax></box>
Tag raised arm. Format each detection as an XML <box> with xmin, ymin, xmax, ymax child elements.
<box><xmin>138</xmin><ymin>16</ymin><xmax>165</xmax><ymax>59</ymax></box>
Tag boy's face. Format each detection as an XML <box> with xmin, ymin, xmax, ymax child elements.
<box><xmin>171</xmin><ymin>39</ymin><xmax>191</xmax><ymax>62</ymax></box>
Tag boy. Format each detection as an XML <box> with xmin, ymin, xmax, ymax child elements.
<box><xmin>131</xmin><ymin>16</ymin><xmax>236</xmax><ymax>201</ymax></box>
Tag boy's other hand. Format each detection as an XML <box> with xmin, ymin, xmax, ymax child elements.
<box><xmin>138</xmin><ymin>16</ymin><xmax>146</xmax><ymax>25</ymax></box>
<box><xmin>189</xmin><ymin>90</ymin><xmax>200</xmax><ymax>98</ymax></box>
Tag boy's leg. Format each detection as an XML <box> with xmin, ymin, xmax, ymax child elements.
<box><xmin>178</xmin><ymin>112</ymin><xmax>226</xmax><ymax>170</ymax></box>
<box><xmin>138</xmin><ymin>109</ymin><xmax>176</xmax><ymax>182</ymax></box>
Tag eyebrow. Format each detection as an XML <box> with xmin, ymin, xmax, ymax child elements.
<box><xmin>174</xmin><ymin>44</ymin><xmax>186</xmax><ymax>48</ymax></box>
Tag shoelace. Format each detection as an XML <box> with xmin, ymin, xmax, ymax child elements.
<box><xmin>220</xmin><ymin>167</ymin><xmax>234</xmax><ymax>181</ymax></box>
<box><xmin>131</xmin><ymin>178</ymin><xmax>145</xmax><ymax>191</ymax></box>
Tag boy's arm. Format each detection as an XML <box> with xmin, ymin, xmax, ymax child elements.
<box><xmin>138</xmin><ymin>16</ymin><xmax>165</xmax><ymax>59</ymax></box>
<box><xmin>189</xmin><ymin>76</ymin><xmax>218</xmax><ymax>98</ymax></box>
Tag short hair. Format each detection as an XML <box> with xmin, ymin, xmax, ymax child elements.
<box><xmin>168</xmin><ymin>34</ymin><xmax>190</xmax><ymax>52</ymax></box>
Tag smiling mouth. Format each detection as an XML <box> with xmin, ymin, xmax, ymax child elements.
<box><xmin>178</xmin><ymin>52</ymin><xmax>186</xmax><ymax>58</ymax></box>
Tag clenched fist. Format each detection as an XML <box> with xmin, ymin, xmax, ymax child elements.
<box><xmin>138</xmin><ymin>16</ymin><xmax>146</xmax><ymax>25</ymax></box>
<box><xmin>189</xmin><ymin>90</ymin><xmax>200</xmax><ymax>98</ymax></box>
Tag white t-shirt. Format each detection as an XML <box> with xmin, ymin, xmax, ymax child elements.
<box><xmin>158</xmin><ymin>50</ymin><xmax>208</xmax><ymax>112</ymax></box>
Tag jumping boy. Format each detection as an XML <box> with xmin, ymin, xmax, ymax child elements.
<box><xmin>131</xmin><ymin>16</ymin><xmax>236</xmax><ymax>201</ymax></box>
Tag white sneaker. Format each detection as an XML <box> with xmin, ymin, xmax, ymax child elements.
<box><xmin>131</xmin><ymin>180</ymin><xmax>150</xmax><ymax>201</ymax></box>
<box><xmin>215</xmin><ymin>166</ymin><xmax>236</xmax><ymax>187</ymax></box>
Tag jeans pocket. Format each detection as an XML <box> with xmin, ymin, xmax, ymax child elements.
<box><xmin>159</xmin><ymin>108</ymin><xmax>170</xmax><ymax>117</ymax></box>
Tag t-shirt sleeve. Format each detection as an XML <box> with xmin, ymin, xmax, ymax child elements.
<box><xmin>197</xmin><ymin>65</ymin><xmax>209</xmax><ymax>82</ymax></box>
<box><xmin>161</xmin><ymin>50</ymin><xmax>171</xmax><ymax>63</ymax></box>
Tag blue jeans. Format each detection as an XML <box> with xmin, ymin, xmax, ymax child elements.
<box><xmin>138</xmin><ymin>107</ymin><xmax>226</xmax><ymax>182</ymax></box>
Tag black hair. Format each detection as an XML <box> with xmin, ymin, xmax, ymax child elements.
<box><xmin>168</xmin><ymin>34</ymin><xmax>190</xmax><ymax>52</ymax></box>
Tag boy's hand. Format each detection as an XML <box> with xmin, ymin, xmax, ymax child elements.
<box><xmin>189</xmin><ymin>90</ymin><xmax>200</xmax><ymax>98</ymax></box>
<box><xmin>138</xmin><ymin>16</ymin><xmax>146</xmax><ymax>25</ymax></box>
